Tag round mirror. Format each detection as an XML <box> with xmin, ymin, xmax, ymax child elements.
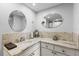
<box><xmin>41</xmin><ymin>13</ymin><xmax>63</xmax><ymax>28</ymax></box>
<box><xmin>8</xmin><ymin>10</ymin><xmax>26</xmax><ymax>32</ymax></box>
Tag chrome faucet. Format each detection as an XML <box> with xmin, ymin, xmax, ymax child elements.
<box><xmin>53</xmin><ymin>35</ymin><xmax>59</xmax><ymax>41</ymax></box>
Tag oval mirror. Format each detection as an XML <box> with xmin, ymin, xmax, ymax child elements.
<box><xmin>8</xmin><ymin>10</ymin><xmax>26</xmax><ymax>32</ymax></box>
<box><xmin>41</xmin><ymin>13</ymin><xmax>63</xmax><ymax>28</ymax></box>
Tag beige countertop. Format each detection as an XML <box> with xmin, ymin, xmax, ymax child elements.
<box><xmin>4</xmin><ymin>38</ymin><xmax>78</xmax><ymax>56</ymax></box>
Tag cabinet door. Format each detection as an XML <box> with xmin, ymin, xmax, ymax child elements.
<box><xmin>18</xmin><ymin>42</ymin><xmax>40</xmax><ymax>56</ymax></box>
<box><xmin>41</xmin><ymin>42</ymin><xmax>54</xmax><ymax>50</ymax></box>
<box><xmin>54</xmin><ymin>45</ymin><xmax>75</xmax><ymax>56</ymax></box>
<box><xmin>41</xmin><ymin>48</ymin><xmax>54</xmax><ymax>56</ymax></box>
<box><xmin>28</xmin><ymin>48</ymin><xmax>40</xmax><ymax>56</ymax></box>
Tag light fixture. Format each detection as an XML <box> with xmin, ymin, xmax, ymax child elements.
<box><xmin>32</xmin><ymin>3</ymin><xmax>36</xmax><ymax>6</ymax></box>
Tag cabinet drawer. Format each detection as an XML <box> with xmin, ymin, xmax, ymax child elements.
<box><xmin>41</xmin><ymin>48</ymin><xmax>54</xmax><ymax>56</ymax></box>
<box><xmin>18</xmin><ymin>42</ymin><xmax>40</xmax><ymax>56</ymax></box>
<box><xmin>41</xmin><ymin>42</ymin><xmax>54</xmax><ymax>50</ymax></box>
<box><xmin>54</xmin><ymin>45</ymin><xmax>75</xmax><ymax>56</ymax></box>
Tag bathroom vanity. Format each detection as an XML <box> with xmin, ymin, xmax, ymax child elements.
<box><xmin>41</xmin><ymin>42</ymin><xmax>77</xmax><ymax>56</ymax></box>
<box><xmin>3</xmin><ymin>38</ymin><xmax>79</xmax><ymax>56</ymax></box>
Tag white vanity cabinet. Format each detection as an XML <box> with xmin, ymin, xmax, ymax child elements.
<box><xmin>41</xmin><ymin>42</ymin><xmax>54</xmax><ymax>50</ymax></box>
<box><xmin>4</xmin><ymin>41</ymin><xmax>79</xmax><ymax>56</ymax></box>
<box><xmin>41</xmin><ymin>48</ymin><xmax>54</xmax><ymax>56</ymax></box>
<box><xmin>54</xmin><ymin>45</ymin><xmax>76</xmax><ymax>56</ymax></box>
<box><xmin>18</xmin><ymin>42</ymin><xmax>40</xmax><ymax>56</ymax></box>
<box><xmin>41</xmin><ymin>42</ymin><xmax>65</xmax><ymax>56</ymax></box>
<box><xmin>41</xmin><ymin>42</ymin><xmax>54</xmax><ymax>56</ymax></box>
<box><xmin>40</xmin><ymin>42</ymin><xmax>77</xmax><ymax>56</ymax></box>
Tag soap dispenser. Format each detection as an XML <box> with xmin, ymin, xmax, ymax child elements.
<box><xmin>33</xmin><ymin>30</ymin><xmax>40</xmax><ymax>38</ymax></box>
<box><xmin>29</xmin><ymin>32</ymin><xmax>34</xmax><ymax>39</ymax></box>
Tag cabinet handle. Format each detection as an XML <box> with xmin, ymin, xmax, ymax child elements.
<box><xmin>46</xmin><ymin>45</ymin><xmax>48</xmax><ymax>48</ymax></box>
<box><xmin>51</xmin><ymin>51</ymin><xmax>54</xmax><ymax>53</ymax></box>
<box><xmin>62</xmin><ymin>50</ymin><xmax>65</xmax><ymax>52</ymax></box>
<box><xmin>54</xmin><ymin>53</ymin><xmax>56</xmax><ymax>54</ymax></box>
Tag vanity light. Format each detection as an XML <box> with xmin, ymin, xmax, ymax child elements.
<box><xmin>32</xmin><ymin>3</ymin><xmax>36</xmax><ymax>6</ymax></box>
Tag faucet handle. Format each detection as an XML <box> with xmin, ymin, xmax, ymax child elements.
<box><xmin>20</xmin><ymin>36</ymin><xmax>25</xmax><ymax>42</ymax></box>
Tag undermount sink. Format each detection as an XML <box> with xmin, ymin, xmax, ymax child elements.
<box><xmin>26</xmin><ymin>41</ymin><xmax>33</xmax><ymax>43</ymax></box>
<box><xmin>16</xmin><ymin>40</ymin><xmax>33</xmax><ymax>49</ymax></box>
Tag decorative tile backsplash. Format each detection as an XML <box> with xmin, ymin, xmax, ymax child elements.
<box><xmin>2</xmin><ymin>33</ymin><xmax>30</xmax><ymax>44</ymax></box>
<box><xmin>53</xmin><ymin>32</ymin><xmax>73</xmax><ymax>41</ymax></box>
<box><xmin>39</xmin><ymin>32</ymin><xmax>73</xmax><ymax>42</ymax></box>
<box><xmin>39</xmin><ymin>32</ymin><xmax>54</xmax><ymax>38</ymax></box>
<box><xmin>2</xmin><ymin>32</ymin><xmax>77</xmax><ymax>44</ymax></box>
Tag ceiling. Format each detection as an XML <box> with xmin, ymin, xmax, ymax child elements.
<box><xmin>24</xmin><ymin>3</ymin><xmax>61</xmax><ymax>12</ymax></box>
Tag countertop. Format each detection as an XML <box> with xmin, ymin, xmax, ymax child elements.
<box><xmin>4</xmin><ymin>38</ymin><xmax>79</xmax><ymax>56</ymax></box>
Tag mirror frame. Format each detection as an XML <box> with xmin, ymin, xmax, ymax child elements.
<box><xmin>41</xmin><ymin>13</ymin><xmax>64</xmax><ymax>28</ymax></box>
<box><xmin>8</xmin><ymin>10</ymin><xmax>26</xmax><ymax>32</ymax></box>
